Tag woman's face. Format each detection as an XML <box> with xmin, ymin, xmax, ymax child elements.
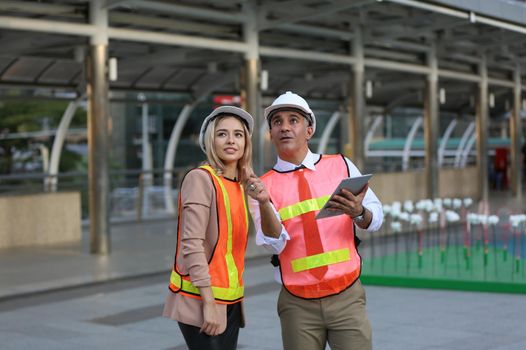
<box><xmin>213</xmin><ymin>116</ymin><xmax>246</xmax><ymax>166</ymax></box>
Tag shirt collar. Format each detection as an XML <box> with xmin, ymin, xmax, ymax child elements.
<box><xmin>274</xmin><ymin>149</ymin><xmax>319</xmax><ymax>172</ymax></box>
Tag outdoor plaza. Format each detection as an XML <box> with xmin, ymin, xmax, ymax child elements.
<box><xmin>1</xmin><ymin>1</ymin><xmax>526</xmax><ymax>349</ymax></box>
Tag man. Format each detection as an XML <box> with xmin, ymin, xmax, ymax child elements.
<box><xmin>246</xmin><ymin>91</ymin><xmax>383</xmax><ymax>350</ymax></box>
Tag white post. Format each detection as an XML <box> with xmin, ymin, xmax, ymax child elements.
<box><xmin>141</xmin><ymin>102</ymin><xmax>153</xmax><ymax>217</ymax></box>
<box><xmin>46</xmin><ymin>97</ymin><xmax>83</xmax><ymax>191</ymax></box>
<box><xmin>163</xmin><ymin>104</ymin><xmax>194</xmax><ymax>214</ymax></box>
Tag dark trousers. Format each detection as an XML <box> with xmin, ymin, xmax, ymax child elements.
<box><xmin>178</xmin><ymin>302</ymin><xmax>241</xmax><ymax>350</ymax></box>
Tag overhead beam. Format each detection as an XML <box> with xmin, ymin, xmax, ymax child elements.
<box><xmin>124</xmin><ymin>1</ymin><xmax>355</xmax><ymax>41</ymax></box>
<box><xmin>488</xmin><ymin>78</ymin><xmax>514</xmax><ymax>88</ymax></box>
<box><xmin>259</xmin><ymin>0</ymin><xmax>376</xmax><ymax>31</ymax></box>
<box><xmin>108</xmin><ymin>27</ymin><xmax>248</xmax><ymax>53</ymax></box>
<box><xmin>365</xmin><ymin>48</ymin><xmax>419</xmax><ymax>63</ymax></box>
<box><xmin>442</xmin><ymin>52</ymin><xmax>482</xmax><ymax>65</ymax></box>
<box><xmin>0</xmin><ymin>0</ymin><xmax>83</xmax><ymax>18</ymax></box>
<box><xmin>260</xmin><ymin>46</ymin><xmax>355</xmax><ymax>65</ymax></box>
<box><xmin>365</xmin><ymin>58</ymin><xmax>430</xmax><ymax>74</ymax></box>
<box><xmin>278</xmin><ymin>23</ymin><xmax>353</xmax><ymax>40</ymax></box>
<box><xmin>0</xmin><ymin>15</ymin><xmax>247</xmax><ymax>52</ymax></box>
<box><xmin>367</xmin><ymin>38</ymin><xmax>431</xmax><ymax>52</ymax></box>
<box><xmin>110</xmin><ymin>12</ymin><xmax>237</xmax><ymax>37</ymax></box>
<box><xmin>438</xmin><ymin>60</ymin><xmax>472</xmax><ymax>72</ymax></box>
<box><xmin>127</xmin><ymin>0</ymin><xmax>246</xmax><ymax>23</ymax></box>
<box><xmin>385</xmin><ymin>0</ymin><xmax>526</xmax><ymax>36</ymax></box>
<box><xmin>0</xmin><ymin>15</ymin><xmax>97</xmax><ymax>36</ymax></box>
<box><xmin>384</xmin><ymin>0</ymin><xmax>469</xmax><ymax>20</ymax></box>
<box><xmin>261</xmin><ymin>32</ymin><xmax>345</xmax><ymax>52</ymax></box>
<box><xmin>438</xmin><ymin>69</ymin><xmax>480</xmax><ymax>83</ymax></box>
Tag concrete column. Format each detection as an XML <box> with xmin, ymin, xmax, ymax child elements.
<box><xmin>87</xmin><ymin>0</ymin><xmax>110</xmax><ymax>254</ymax></box>
<box><xmin>348</xmin><ymin>25</ymin><xmax>365</xmax><ymax>170</ymax></box>
<box><xmin>242</xmin><ymin>0</ymin><xmax>262</xmax><ymax>174</ymax></box>
<box><xmin>510</xmin><ymin>65</ymin><xmax>523</xmax><ymax>198</ymax></box>
<box><xmin>424</xmin><ymin>43</ymin><xmax>439</xmax><ymax>199</ymax></box>
<box><xmin>476</xmin><ymin>55</ymin><xmax>489</xmax><ymax>204</ymax></box>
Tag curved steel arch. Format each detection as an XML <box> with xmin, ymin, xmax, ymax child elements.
<box><xmin>163</xmin><ymin>73</ymin><xmax>237</xmax><ymax>214</ymax></box>
<box><xmin>317</xmin><ymin>111</ymin><xmax>340</xmax><ymax>154</ymax></box>
<box><xmin>454</xmin><ymin>121</ymin><xmax>475</xmax><ymax>168</ymax></box>
<box><xmin>402</xmin><ymin>117</ymin><xmax>423</xmax><ymax>171</ymax></box>
<box><xmin>438</xmin><ymin>119</ymin><xmax>457</xmax><ymax>167</ymax></box>
<box><xmin>45</xmin><ymin>96</ymin><xmax>85</xmax><ymax>192</ymax></box>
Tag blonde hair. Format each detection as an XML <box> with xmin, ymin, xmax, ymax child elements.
<box><xmin>203</xmin><ymin>114</ymin><xmax>254</xmax><ymax>182</ymax></box>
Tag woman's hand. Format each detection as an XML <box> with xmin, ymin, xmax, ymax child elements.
<box><xmin>200</xmin><ymin>300</ymin><xmax>221</xmax><ymax>336</ymax></box>
<box><xmin>245</xmin><ymin>174</ymin><xmax>270</xmax><ymax>204</ymax></box>
<box><xmin>199</xmin><ymin>287</ymin><xmax>220</xmax><ymax>336</ymax></box>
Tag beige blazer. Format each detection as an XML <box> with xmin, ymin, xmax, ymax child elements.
<box><xmin>162</xmin><ymin>168</ymin><xmax>245</xmax><ymax>333</ymax></box>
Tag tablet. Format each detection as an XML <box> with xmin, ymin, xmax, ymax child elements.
<box><xmin>315</xmin><ymin>174</ymin><xmax>373</xmax><ymax>219</ymax></box>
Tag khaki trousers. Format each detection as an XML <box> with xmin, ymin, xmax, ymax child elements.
<box><xmin>277</xmin><ymin>280</ymin><xmax>372</xmax><ymax>350</ymax></box>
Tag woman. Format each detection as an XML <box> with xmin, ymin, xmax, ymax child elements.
<box><xmin>163</xmin><ymin>106</ymin><xmax>254</xmax><ymax>350</ymax></box>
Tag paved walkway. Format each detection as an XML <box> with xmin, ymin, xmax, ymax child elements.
<box><xmin>0</xmin><ymin>190</ymin><xmax>524</xmax><ymax>349</ymax></box>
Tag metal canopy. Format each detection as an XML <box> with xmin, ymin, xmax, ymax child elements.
<box><xmin>0</xmin><ymin>0</ymin><xmax>525</xmax><ymax>116</ymax></box>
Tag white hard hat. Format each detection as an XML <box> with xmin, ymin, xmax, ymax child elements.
<box><xmin>199</xmin><ymin>105</ymin><xmax>254</xmax><ymax>153</ymax></box>
<box><xmin>264</xmin><ymin>91</ymin><xmax>316</xmax><ymax>133</ymax></box>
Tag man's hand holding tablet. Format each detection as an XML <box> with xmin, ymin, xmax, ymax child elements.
<box><xmin>316</xmin><ymin>174</ymin><xmax>373</xmax><ymax>219</ymax></box>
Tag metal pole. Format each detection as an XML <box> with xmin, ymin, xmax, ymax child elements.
<box><xmin>348</xmin><ymin>24</ymin><xmax>365</xmax><ymax>170</ymax></box>
<box><xmin>511</xmin><ymin>64</ymin><xmax>523</xmax><ymax>198</ymax></box>
<box><xmin>476</xmin><ymin>55</ymin><xmax>489</xmax><ymax>204</ymax></box>
<box><xmin>244</xmin><ymin>59</ymin><xmax>261</xmax><ymax>173</ymax></box>
<box><xmin>88</xmin><ymin>0</ymin><xmax>110</xmax><ymax>254</ymax></box>
<box><xmin>424</xmin><ymin>43</ymin><xmax>439</xmax><ymax>199</ymax></box>
<box><xmin>242</xmin><ymin>0</ymin><xmax>262</xmax><ymax>174</ymax></box>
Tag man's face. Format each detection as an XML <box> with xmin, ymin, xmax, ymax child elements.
<box><xmin>269</xmin><ymin>110</ymin><xmax>313</xmax><ymax>158</ymax></box>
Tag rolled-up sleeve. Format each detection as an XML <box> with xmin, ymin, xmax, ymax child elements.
<box><xmin>179</xmin><ymin>170</ymin><xmax>213</xmax><ymax>288</ymax></box>
<box><xmin>345</xmin><ymin>158</ymin><xmax>384</xmax><ymax>232</ymax></box>
<box><xmin>248</xmin><ymin>197</ymin><xmax>289</xmax><ymax>255</ymax></box>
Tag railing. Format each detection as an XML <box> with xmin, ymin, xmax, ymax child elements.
<box><xmin>0</xmin><ymin>166</ymin><xmax>194</xmax><ymax>222</ymax></box>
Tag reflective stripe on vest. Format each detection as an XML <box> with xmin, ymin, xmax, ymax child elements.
<box><xmin>169</xmin><ymin>165</ymin><xmax>247</xmax><ymax>302</ymax></box>
<box><xmin>278</xmin><ymin>195</ymin><xmax>330</xmax><ymax>221</ymax></box>
<box><xmin>291</xmin><ymin>247</ymin><xmax>350</xmax><ymax>272</ymax></box>
<box><xmin>170</xmin><ymin>269</ymin><xmax>244</xmax><ymax>301</ymax></box>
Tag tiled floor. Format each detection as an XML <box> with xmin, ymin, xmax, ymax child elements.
<box><xmin>0</xmin><ymin>189</ymin><xmax>525</xmax><ymax>349</ymax></box>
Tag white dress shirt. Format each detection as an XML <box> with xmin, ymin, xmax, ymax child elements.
<box><xmin>248</xmin><ymin>150</ymin><xmax>384</xmax><ymax>283</ymax></box>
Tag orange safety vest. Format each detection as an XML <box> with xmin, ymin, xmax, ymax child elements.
<box><xmin>261</xmin><ymin>154</ymin><xmax>362</xmax><ymax>299</ymax></box>
<box><xmin>168</xmin><ymin>165</ymin><xmax>249</xmax><ymax>304</ymax></box>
